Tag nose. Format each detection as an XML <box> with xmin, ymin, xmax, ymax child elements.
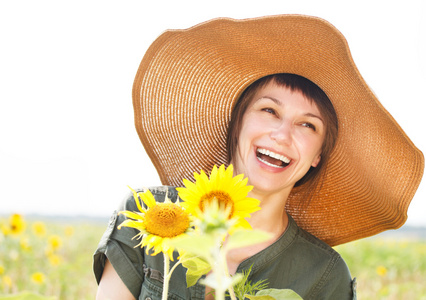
<box><xmin>270</xmin><ymin>120</ymin><xmax>292</xmax><ymax>145</ymax></box>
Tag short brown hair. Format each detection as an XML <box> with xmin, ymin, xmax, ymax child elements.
<box><xmin>226</xmin><ymin>73</ymin><xmax>338</xmax><ymax>188</ymax></box>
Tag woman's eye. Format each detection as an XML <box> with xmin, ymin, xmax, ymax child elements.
<box><xmin>262</xmin><ymin>107</ymin><xmax>276</xmax><ymax>115</ymax></box>
<box><xmin>302</xmin><ymin>122</ymin><xmax>316</xmax><ymax>131</ymax></box>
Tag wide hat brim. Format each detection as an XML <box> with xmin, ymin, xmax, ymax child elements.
<box><xmin>132</xmin><ymin>14</ymin><xmax>424</xmax><ymax>246</ymax></box>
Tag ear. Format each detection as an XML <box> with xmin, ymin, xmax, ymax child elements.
<box><xmin>311</xmin><ymin>155</ymin><xmax>321</xmax><ymax>168</ymax></box>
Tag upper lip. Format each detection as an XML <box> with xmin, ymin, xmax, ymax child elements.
<box><xmin>256</xmin><ymin>147</ymin><xmax>291</xmax><ymax>164</ymax></box>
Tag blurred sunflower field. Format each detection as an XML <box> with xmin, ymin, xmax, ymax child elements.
<box><xmin>1</xmin><ymin>213</ymin><xmax>425</xmax><ymax>299</ymax></box>
<box><xmin>335</xmin><ymin>237</ymin><xmax>426</xmax><ymax>300</ymax></box>
<box><xmin>0</xmin><ymin>214</ymin><xmax>104</xmax><ymax>299</ymax></box>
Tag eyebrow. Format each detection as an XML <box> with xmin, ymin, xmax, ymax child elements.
<box><xmin>304</xmin><ymin>112</ymin><xmax>324</xmax><ymax>124</ymax></box>
<box><xmin>259</xmin><ymin>96</ymin><xmax>324</xmax><ymax>123</ymax></box>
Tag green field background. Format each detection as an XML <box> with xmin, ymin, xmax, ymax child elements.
<box><xmin>1</xmin><ymin>216</ymin><xmax>425</xmax><ymax>299</ymax></box>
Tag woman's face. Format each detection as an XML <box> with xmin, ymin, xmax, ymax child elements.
<box><xmin>232</xmin><ymin>81</ymin><xmax>326</xmax><ymax>196</ymax></box>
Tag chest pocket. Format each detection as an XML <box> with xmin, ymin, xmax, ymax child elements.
<box><xmin>140</xmin><ymin>278</ymin><xmax>187</xmax><ymax>300</ymax></box>
<box><xmin>139</xmin><ymin>278</ymin><xmax>162</xmax><ymax>300</ymax></box>
<box><xmin>139</xmin><ymin>265</ymin><xmax>187</xmax><ymax>300</ymax></box>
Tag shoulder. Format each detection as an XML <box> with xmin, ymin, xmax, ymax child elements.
<box><xmin>294</xmin><ymin>221</ymin><xmax>341</xmax><ymax>260</ymax></box>
<box><xmin>290</xmin><ymin>219</ymin><xmax>354</xmax><ymax>299</ymax></box>
<box><xmin>119</xmin><ymin>186</ymin><xmax>179</xmax><ymax>210</ymax></box>
<box><xmin>286</xmin><ymin>216</ymin><xmax>342</xmax><ymax>261</ymax></box>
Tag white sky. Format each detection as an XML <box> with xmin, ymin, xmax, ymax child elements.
<box><xmin>1</xmin><ymin>0</ymin><xmax>425</xmax><ymax>227</ymax></box>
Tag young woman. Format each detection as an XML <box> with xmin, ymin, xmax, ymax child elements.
<box><xmin>94</xmin><ymin>15</ymin><xmax>424</xmax><ymax>300</ymax></box>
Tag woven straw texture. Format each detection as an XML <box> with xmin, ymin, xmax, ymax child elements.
<box><xmin>132</xmin><ymin>15</ymin><xmax>424</xmax><ymax>246</ymax></box>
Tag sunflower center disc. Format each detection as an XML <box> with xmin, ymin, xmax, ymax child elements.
<box><xmin>199</xmin><ymin>190</ymin><xmax>235</xmax><ymax>217</ymax></box>
<box><xmin>144</xmin><ymin>203</ymin><xmax>190</xmax><ymax>238</ymax></box>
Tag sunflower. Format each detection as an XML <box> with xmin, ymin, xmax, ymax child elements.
<box><xmin>32</xmin><ymin>221</ymin><xmax>46</xmax><ymax>237</ymax></box>
<box><xmin>9</xmin><ymin>214</ymin><xmax>26</xmax><ymax>235</ymax></box>
<box><xmin>118</xmin><ymin>187</ymin><xmax>192</xmax><ymax>261</ymax></box>
<box><xmin>48</xmin><ymin>235</ymin><xmax>62</xmax><ymax>251</ymax></box>
<box><xmin>176</xmin><ymin>164</ymin><xmax>261</xmax><ymax>231</ymax></box>
<box><xmin>31</xmin><ymin>272</ymin><xmax>45</xmax><ymax>284</ymax></box>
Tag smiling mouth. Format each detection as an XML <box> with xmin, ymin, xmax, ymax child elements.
<box><xmin>256</xmin><ymin>148</ymin><xmax>291</xmax><ymax>168</ymax></box>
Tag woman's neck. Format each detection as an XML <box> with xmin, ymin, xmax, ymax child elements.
<box><xmin>224</xmin><ymin>188</ymin><xmax>290</xmax><ymax>275</ymax></box>
<box><xmin>247</xmin><ymin>188</ymin><xmax>290</xmax><ymax>235</ymax></box>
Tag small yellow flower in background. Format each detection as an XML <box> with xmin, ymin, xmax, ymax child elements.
<box><xmin>32</xmin><ymin>221</ymin><xmax>46</xmax><ymax>237</ymax></box>
<box><xmin>177</xmin><ymin>164</ymin><xmax>261</xmax><ymax>231</ymax></box>
<box><xmin>1</xmin><ymin>223</ymin><xmax>10</xmax><ymax>236</ymax></box>
<box><xmin>1</xmin><ymin>275</ymin><xmax>12</xmax><ymax>289</ymax></box>
<box><xmin>64</xmin><ymin>225</ymin><xmax>74</xmax><ymax>237</ymax></box>
<box><xmin>31</xmin><ymin>272</ymin><xmax>45</xmax><ymax>284</ymax></box>
<box><xmin>48</xmin><ymin>235</ymin><xmax>62</xmax><ymax>251</ymax></box>
<box><xmin>9</xmin><ymin>214</ymin><xmax>26</xmax><ymax>235</ymax></box>
<box><xmin>48</xmin><ymin>254</ymin><xmax>62</xmax><ymax>266</ymax></box>
<box><xmin>376</xmin><ymin>265</ymin><xmax>387</xmax><ymax>277</ymax></box>
<box><xmin>118</xmin><ymin>187</ymin><xmax>193</xmax><ymax>261</ymax></box>
<box><xmin>0</xmin><ymin>265</ymin><xmax>4</xmax><ymax>275</ymax></box>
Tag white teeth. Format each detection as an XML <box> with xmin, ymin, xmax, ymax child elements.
<box><xmin>258</xmin><ymin>157</ymin><xmax>283</xmax><ymax>168</ymax></box>
<box><xmin>257</xmin><ymin>148</ymin><xmax>291</xmax><ymax>164</ymax></box>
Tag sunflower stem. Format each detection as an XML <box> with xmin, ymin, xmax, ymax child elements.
<box><xmin>211</xmin><ymin>236</ymin><xmax>227</xmax><ymax>300</ymax></box>
<box><xmin>162</xmin><ymin>254</ymin><xmax>170</xmax><ymax>300</ymax></box>
<box><xmin>169</xmin><ymin>259</ymin><xmax>182</xmax><ymax>276</ymax></box>
<box><xmin>223</xmin><ymin>258</ymin><xmax>237</xmax><ymax>300</ymax></box>
<box><xmin>219</xmin><ymin>244</ymin><xmax>237</xmax><ymax>300</ymax></box>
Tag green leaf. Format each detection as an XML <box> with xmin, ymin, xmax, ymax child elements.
<box><xmin>180</xmin><ymin>253</ymin><xmax>212</xmax><ymax>287</ymax></box>
<box><xmin>249</xmin><ymin>288</ymin><xmax>303</xmax><ymax>300</ymax></box>
<box><xmin>231</xmin><ymin>273</ymin><xmax>245</xmax><ymax>287</ymax></box>
<box><xmin>169</xmin><ymin>234</ymin><xmax>215</xmax><ymax>260</ymax></box>
<box><xmin>225</xmin><ymin>229</ymin><xmax>272</xmax><ymax>251</ymax></box>
<box><xmin>232</xmin><ymin>264</ymin><xmax>269</xmax><ymax>299</ymax></box>
<box><xmin>186</xmin><ymin>269</ymin><xmax>206</xmax><ymax>288</ymax></box>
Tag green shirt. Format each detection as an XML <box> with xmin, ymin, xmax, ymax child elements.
<box><xmin>93</xmin><ymin>186</ymin><xmax>356</xmax><ymax>299</ymax></box>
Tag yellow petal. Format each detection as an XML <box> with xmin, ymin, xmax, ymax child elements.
<box><xmin>128</xmin><ymin>186</ymin><xmax>145</xmax><ymax>213</ymax></box>
<box><xmin>118</xmin><ymin>220</ymin><xmax>145</xmax><ymax>231</ymax></box>
<box><xmin>119</xmin><ymin>210</ymin><xmax>144</xmax><ymax>221</ymax></box>
<box><xmin>140</xmin><ymin>189</ymin><xmax>156</xmax><ymax>208</ymax></box>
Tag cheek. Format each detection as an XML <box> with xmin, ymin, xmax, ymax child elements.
<box><xmin>237</xmin><ymin>121</ymin><xmax>262</xmax><ymax>154</ymax></box>
<box><xmin>231</xmin><ymin>144</ymin><xmax>246</xmax><ymax>176</ymax></box>
<box><xmin>236</xmin><ymin>133</ymin><xmax>250</xmax><ymax>160</ymax></box>
<box><xmin>296</xmin><ymin>133</ymin><xmax>324</xmax><ymax>164</ymax></box>
<box><xmin>237</xmin><ymin>120</ymin><xmax>252</xmax><ymax>150</ymax></box>
<box><xmin>239</xmin><ymin>116</ymin><xmax>265</xmax><ymax>141</ymax></box>
<box><xmin>233</xmin><ymin>126</ymin><xmax>255</xmax><ymax>169</ymax></box>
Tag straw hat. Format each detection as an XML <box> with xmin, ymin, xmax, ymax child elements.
<box><xmin>132</xmin><ymin>15</ymin><xmax>424</xmax><ymax>246</ymax></box>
